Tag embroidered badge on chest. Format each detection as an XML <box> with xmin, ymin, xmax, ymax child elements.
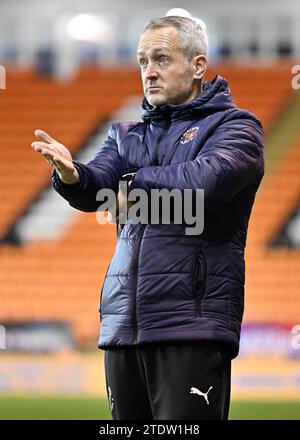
<box><xmin>180</xmin><ymin>126</ymin><xmax>200</xmax><ymax>144</ymax></box>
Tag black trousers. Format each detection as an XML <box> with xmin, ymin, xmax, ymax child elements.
<box><xmin>104</xmin><ymin>341</ymin><xmax>231</xmax><ymax>420</ymax></box>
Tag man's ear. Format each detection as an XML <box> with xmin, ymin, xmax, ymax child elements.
<box><xmin>193</xmin><ymin>55</ymin><xmax>207</xmax><ymax>80</ymax></box>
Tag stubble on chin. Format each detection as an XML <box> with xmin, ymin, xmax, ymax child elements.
<box><xmin>146</xmin><ymin>92</ymin><xmax>168</xmax><ymax>107</ymax></box>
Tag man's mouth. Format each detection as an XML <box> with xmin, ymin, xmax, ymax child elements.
<box><xmin>147</xmin><ymin>86</ymin><xmax>162</xmax><ymax>92</ymax></box>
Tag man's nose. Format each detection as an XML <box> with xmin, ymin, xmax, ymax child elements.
<box><xmin>145</xmin><ymin>62</ymin><xmax>158</xmax><ymax>80</ymax></box>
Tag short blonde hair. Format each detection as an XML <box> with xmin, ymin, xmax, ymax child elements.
<box><xmin>143</xmin><ymin>16</ymin><xmax>208</xmax><ymax>60</ymax></box>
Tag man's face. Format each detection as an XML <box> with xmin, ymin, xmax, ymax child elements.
<box><xmin>137</xmin><ymin>27</ymin><xmax>198</xmax><ymax>106</ymax></box>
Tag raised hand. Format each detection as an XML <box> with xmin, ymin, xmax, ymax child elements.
<box><xmin>31</xmin><ymin>129</ymin><xmax>80</xmax><ymax>184</ymax></box>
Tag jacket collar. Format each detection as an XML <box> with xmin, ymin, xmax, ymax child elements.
<box><xmin>140</xmin><ymin>75</ymin><xmax>237</xmax><ymax>122</ymax></box>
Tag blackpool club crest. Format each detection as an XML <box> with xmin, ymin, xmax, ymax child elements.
<box><xmin>180</xmin><ymin>126</ymin><xmax>200</xmax><ymax>144</ymax></box>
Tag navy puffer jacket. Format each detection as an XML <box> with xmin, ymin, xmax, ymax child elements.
<box><xmin>53</xmin><ymin>75</ymin><xmax>264</xmax><ymax>358</ymax></box>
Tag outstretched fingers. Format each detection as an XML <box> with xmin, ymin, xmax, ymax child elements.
<box><xmin>31</xmin><ymin>131</ymin><xmax>78</xmax><ymax>183</ymax></box>
<box><xmin>34</xmin><ymin>129</ymin><xmax>57</xmax><ymax>144</ymax></box>
<box><xmin>31</xmin><ymin>141</ymin><xmax>60</xmax><ymax>156</ymax></box>
<box><xmin>32</xmin><ymin>140</ymin><xmax>70</xmax><ymax>166</ymax></box>
<box><xmin>31</xmin><ymin>141</ymin><xmax>61</xmax><ymax>168</ymax></box>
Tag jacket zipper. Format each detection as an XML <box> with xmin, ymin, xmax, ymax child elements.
<box><xmin>193</xmin><ymin>254</ymin><xmax>206</xmax><ymax>316</ymax></box>
<box><xmin>152</xmin><ymin>119</ymin><xmax>171</xmax><ymax>166</ymax></box>
<box><xmin>131</xmin><ymin>120</ymin><xmax>170</xmax><ymax>342</ymax></box>
<box><xmin>98</xmin><ymin>263</ymin><xmax>111</xmax><ymax>322</ymax></box>
<box><xmin>131</xmin><ymin>224</ymin><xmax>146</xmax><ymax>344</ymax></box>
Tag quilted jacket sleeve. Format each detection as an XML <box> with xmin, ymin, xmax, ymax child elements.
<box><xmin>52</xmin><ymin>124</ymin><xmax>124</xmax><ymax>212</ymax></box>
<box><xmin>132</xmin><ymin>112</ymin><xmax>264</xmax><ymax>211</ymax></box>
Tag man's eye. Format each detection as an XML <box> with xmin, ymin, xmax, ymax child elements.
<box><xmin>139</xmin><ymin>59</ymin><xmax>148</xmax><ymax>67</ymax></box>
<box><xmin>158</xmin><ymin>56</ymin><xmax>169</xmax><ymax>64</ymax></box>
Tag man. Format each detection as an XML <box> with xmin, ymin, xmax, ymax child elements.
<box><xmin>31</xmin><ymin>16</ymin><xmax>264</xmax><ymax>420</ymax></box>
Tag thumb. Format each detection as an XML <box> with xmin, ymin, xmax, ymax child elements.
<box><xmin>34</xmin><ymin>129</ymin><xmax>57</xmax><ymax>144</ymax></box>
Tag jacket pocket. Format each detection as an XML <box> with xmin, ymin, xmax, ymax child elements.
<box><xmin>192</xmin><ymin>253</ymin><xmax>206</xmax><ymax>316</ymax></box>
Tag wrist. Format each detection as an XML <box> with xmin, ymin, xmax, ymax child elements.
<box><xmin>60</xmin><ymin>167</ymin><xmax>80</xmax><ymax>185</ymax></box>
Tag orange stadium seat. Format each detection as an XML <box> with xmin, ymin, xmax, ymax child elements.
<box><xmin>245</xmin><ymin>134</ymin><xmax>300</xmax><ymax>323</ymax></box>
